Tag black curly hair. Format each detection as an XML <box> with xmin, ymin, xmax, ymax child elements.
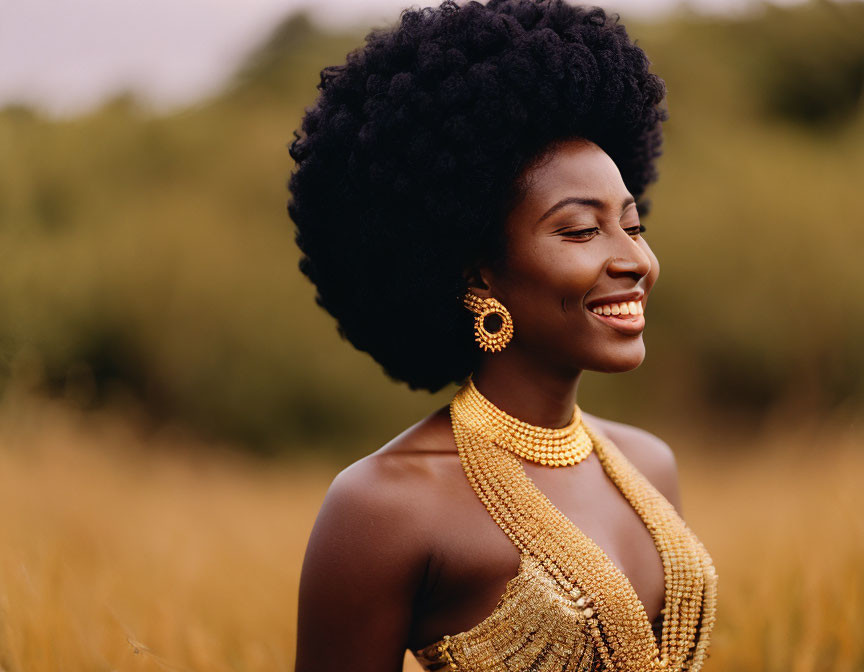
<box><xmin>287</xmin><ymin>0</ymin><xmax>667</xmax><ymax>393</ymax></box>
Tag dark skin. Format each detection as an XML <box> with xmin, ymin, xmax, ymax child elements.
<box><xmin>294</xmin><ymin>139</ymin><xmax>679</xmax><ymax>672</ymax></box>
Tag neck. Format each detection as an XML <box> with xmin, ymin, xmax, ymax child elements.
<box><xmin>470</xmin><ymin>347</ymin><xmax>582</xmax><ymax>429</ymax></box>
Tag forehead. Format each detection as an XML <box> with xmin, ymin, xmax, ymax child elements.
<box><xmin>519</xmin><ymin>139</ymin><xmax>629</xmax><ymax>208</ymax></box>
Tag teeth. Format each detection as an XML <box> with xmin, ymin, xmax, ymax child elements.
<box><xmin>590</xmin><ymin>301</ymin><xmax>644</xmax><ymax>317</ymax></box>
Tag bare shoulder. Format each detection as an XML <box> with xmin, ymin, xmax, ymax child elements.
<box><xmin>316</xmin><ymin>433</ymin><xmax>441</xmax><ymax>557</ymax></box>
<box><xmin>582</xmin><ymin>412</ymin><xmax>683</xmax><ymax>514</ymax></box>
<box><xmin>301</xmin><ymin>453</ymin><xmax>431</xmax><ymax>598</ymax></box>
<box><xmin>295</xmin><ymin>416</ymin><xmax>452</xmax><ymax>672</ymax></box>
<box><xmin>306</xmin><ymin>404</ymin><xmax>454</xmax><ymax>571</ymax></box>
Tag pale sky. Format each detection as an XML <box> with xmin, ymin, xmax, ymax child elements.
<box><xmin>0</xmin><ymin>0</ymin><xmax>816</xmax><ymax>117</ymax></box>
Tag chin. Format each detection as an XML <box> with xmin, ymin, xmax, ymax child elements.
<box><xmin>589</xmin><ymin>343</ymin><xmax>646</xmax><ymax>373</ymax></box>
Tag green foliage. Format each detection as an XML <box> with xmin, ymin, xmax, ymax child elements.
<box><xmin>744</xmin><ymin>1</ymin><xmax>864</xmax><ymax>128</ymax></box>
<box><xmin>1</xmin><ymin>1</ymin><xmax>862</xmax><ymax>454</ymax></box>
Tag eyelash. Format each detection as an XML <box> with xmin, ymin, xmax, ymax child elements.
<box><xmin>562</xmin><ymin>224</ymin><xmax>646</xmax><ymax>239</ymax></box>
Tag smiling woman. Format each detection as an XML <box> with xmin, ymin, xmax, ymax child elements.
<box><xmin>485</xmin><ymin>138</ymin><xmax>658</xmax><ymax>372</ymax></box>
<box><xmin>286</xmin><ymin>1</ymin><xmax>717</xmax><ymax>671</ymax></box>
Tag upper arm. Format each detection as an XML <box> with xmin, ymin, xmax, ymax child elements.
<box><xmin>294</xmin><ymin>459</ymin><xmax>430</xmax><ymax>672</ymax></box>
<box><xmin>589</xmin><ymin>417</ymin><xmax>683</xmax><ymax>515</ymax></box>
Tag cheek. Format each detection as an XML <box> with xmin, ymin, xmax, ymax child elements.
<box><xmin>503</xmin><ymin>242</ymin><xmax>601</xmax><ymax>311</ymax></box>
<box><xmin>546</xmin><ymin>243</ymin><xmax>605</xmax><ymax>298</ymax></box>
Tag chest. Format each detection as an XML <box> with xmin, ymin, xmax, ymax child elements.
<box><xmin>410</xmin><ymin>452</ymin><xmax>666</xmax><ymax>650</ymax></box>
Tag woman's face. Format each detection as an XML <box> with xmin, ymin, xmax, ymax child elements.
<box><xmin>479</xmin><ymin>138</ymin><xmax>659</xmax><ymax>375</ymax></box>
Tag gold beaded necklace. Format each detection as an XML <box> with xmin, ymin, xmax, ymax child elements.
<box><xmin>450</xmin><ymin>378</ymin><xmax>719</xmax><ymax>672</ymax></box>
<box><xmin>460</xmin><ymin>377</ymin><xmax>593</xmax><ymax>467</ymax></box>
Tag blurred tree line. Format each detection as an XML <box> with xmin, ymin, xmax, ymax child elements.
<box><xmin>0</xmin><ymin>1</ymin><xmax>862</xmax><ymax>456</ymax></box>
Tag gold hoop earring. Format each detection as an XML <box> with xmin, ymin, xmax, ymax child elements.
<box><xmin>463</xmin><ymin>291</ymin><xmax>514</xmax><ymax>353</ymax></box>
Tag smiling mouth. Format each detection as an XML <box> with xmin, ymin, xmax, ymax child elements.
<box><xmin>586</xmin><ymin>300</ymin><xmax>645</xmax><ymax>334</ymax></box>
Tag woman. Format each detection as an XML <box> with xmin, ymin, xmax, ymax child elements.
<box><xmin>288</xmin><ymin>1</ymin><xmax>718</xmax><ymax>670</ymax></box>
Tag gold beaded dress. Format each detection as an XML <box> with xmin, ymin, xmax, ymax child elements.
<box><xmin>411</xmin><ymin>381</ymin><xmax>718</xmax><ymax>672</ymax></box>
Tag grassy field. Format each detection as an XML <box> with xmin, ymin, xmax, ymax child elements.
<box><xmin>0</xmin><ymin>390</ymin><xmax>861</xmax><ymax>672</ymax></box>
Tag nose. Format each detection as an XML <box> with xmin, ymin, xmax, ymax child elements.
<box><xmin>606</xmin><ymin>234</ymin><xmax>652</xmax><ymax>279</ymax></box>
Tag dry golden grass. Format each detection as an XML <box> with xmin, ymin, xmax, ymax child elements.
<box><xmin>677</xmin><ymin>424</ymin><xmax>864</xmax><ymax>672</ymax></box>
<box><xmin>0</xmin><ymin>393</ymin><xmax>328</xmax><ymax>672</ymax></box>
<box><xmin>0</xmin><ymin>392</ymin><xmax>861</xmax><ymax>672</ymax></box>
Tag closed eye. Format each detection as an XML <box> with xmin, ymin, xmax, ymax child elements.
<box><xmin>623</xmin><ymin>224</ymin><xmax>646</xmax><ymax>237</ymax></box>
<box><xmin>560</xmin><ymin>227</ymin><xmax>599</xmax><ymax>239</ymax></box>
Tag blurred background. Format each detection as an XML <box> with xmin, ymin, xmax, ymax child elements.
<box><xmin>0</xmin><ymin>0</ymin><xmax>862</xmax><ymax>670</ymax></box>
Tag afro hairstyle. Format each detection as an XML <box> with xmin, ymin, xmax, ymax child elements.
<box><xmin>287</xmin><ymin>0</ymin><xmax>667</xmax><ymax>393</ymax></box>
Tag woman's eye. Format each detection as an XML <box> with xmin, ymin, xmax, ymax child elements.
<box><xmin>623</xmin><ymin>224</ymin><xmax>646</xmax><ymax>237</ymax></box>
<box><xmin>561</xmin><ymin>227</ymin><xmax>599</xmax><ymax>239</ymax></box>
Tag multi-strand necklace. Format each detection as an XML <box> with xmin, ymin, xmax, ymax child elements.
<box><xmin>450</xmin><ymin>377</ymin><xmax>718</xmax><ymax>671</ymax></box>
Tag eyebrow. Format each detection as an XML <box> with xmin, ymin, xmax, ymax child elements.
<box><xmin>536</xmin><ymin>195</ymin><xmax>636</xmax><ymax>226</ymax></box>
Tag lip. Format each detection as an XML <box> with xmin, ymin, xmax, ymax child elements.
<box><xmin>585</xmin><ymin>290</ymin><xmax>645</xmax><ymax>311</ymax></box>
<box><xmin>585</xmin><ymin>289</ymin><xmax>647</xmax><ymax>336</ymax></box>
<box><xmin>588</xmin><ymin>310</ymin><xmax>645</xmax><ymax>335</ymax></box>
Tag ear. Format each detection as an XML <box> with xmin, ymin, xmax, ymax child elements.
<box><xmin>463</xmin><ymin>265</ymin><xmax>494</xmax><ymax>298</ymax></box>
